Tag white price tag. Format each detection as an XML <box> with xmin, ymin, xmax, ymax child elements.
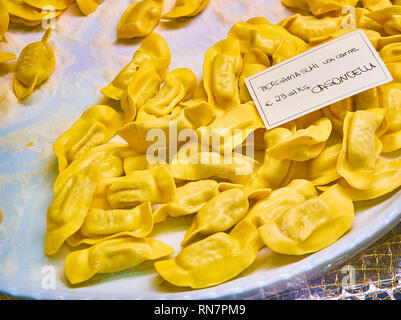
<box><xmin>245</xmin><ymin>30</ymin><xmax>393</xmax><ymax>130</ymax></box>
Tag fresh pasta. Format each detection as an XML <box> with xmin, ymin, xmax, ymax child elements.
<box><xmin>40</xmin><ymin>2</ymin><xmax>401</xmax><ymax>290</ymax></box>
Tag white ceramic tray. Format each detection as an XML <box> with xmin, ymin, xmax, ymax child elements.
<box><xmin>0</xmin><ymin>0</ymin><xmax>400</xmax><ymax>300</ymax></box>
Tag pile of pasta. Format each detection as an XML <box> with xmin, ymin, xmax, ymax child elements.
<box><xmin>0</xmin><ymin>0</ymin><xmax>71</xmax><ymax>27</ymax></box>
<box><xmin>76</xmin><ymin>0</ymin><xmax>210</xmax><ymax>22</ymax></box>
<box><xmin>44</xmin><ymin>0</ymin><xmax>401</xmax><ymax>289</ymax></box>
<box><xmin>76</xmin><ymin>0</ymin><xmax>210</xmax><ymax>35</ymax></box>
<box><xmin>0</xmin><ymin>25</ymin><xmax>56</xmax><ymax>100</ymax></box>
<box><xmin>0</xmin><ymin>0</ymin><xmax>16</xmax><ymax>64</ymax></box>
<box><xmin>0</xmin><ymin>0</ymin><xmax>211</xmax><ymax>99</ymax></box>
<box><xmin>0</xmin><ymin>0</ymin><xmax>210</xmax><ymax>31</ymax></box>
